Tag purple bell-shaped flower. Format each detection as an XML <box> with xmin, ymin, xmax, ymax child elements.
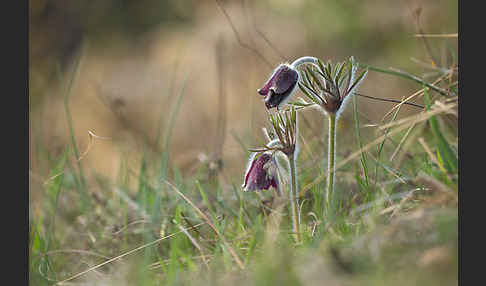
<box><xmin>257</xmin><ymin>57</ymin><xmax>319</xmax><ymax>110</ymax></box>
<box><xmin>257</xmin><ymin>64</ymin><xmax>299</xmax><ymax>110</ymax></box>
<box><xmin>242</xmin><ymin>152</ymin><xmax>281</xmax><ymax>195</ymax></box>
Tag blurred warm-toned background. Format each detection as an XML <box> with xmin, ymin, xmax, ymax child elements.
<box><xmin>29</xmin><ymin>0</ymin><xmax>457</xmax><ymax>205</ymax></box>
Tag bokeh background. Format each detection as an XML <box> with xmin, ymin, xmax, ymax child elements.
<box><xmin>29</xmin><ymin>0</ymin><xmax>458</xmax><ymax>213</ymax></box>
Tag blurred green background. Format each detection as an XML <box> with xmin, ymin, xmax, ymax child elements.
<box><xmin>29</xmin><ymin>1</ymin><xmax>458</xmax><ymax>285</ymax></box>
<box><xmin>29</xmin><ymin>0</ymin><xmax>457</xmax><ymax>217</ymax></box>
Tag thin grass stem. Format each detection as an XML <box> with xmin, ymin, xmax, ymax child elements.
<box><xmin>353</xmin><ymin>96</ymin><xmax>369</xmax><ymax>187</ymax></box>
<box><xmin>288</xmin><ymin>153</ymin><xmax>301</xmax><ymax>244</ymax></box>
<box><xmin>326</xmin><ymin>113</ymin><xmax>337</xmax><ymax>210</ymax></box>
<box><xmin>360</xmin><ymin>64</ymin><xmax>451</xmax><ymax>97</ymax></box>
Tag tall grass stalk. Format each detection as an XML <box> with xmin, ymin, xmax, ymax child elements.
<box><xmin>56</xmin><ymin>50</ymin><xmax>90</xmax><ymax>211</ymax></box>
<box><xmin>359</xmin><ymin>64</ymin><xmax>452</xmax><ymax>97</ymax></box>
<box><xmin>326</xmin><ymin>113</ymin><xmax>336</xmax><ymax>209</ymax></box>
<box><xmin>372</xmin><ymin>103</ymin><xmax>403</xmax><ymax>195</ymax></box>
<box><xmin>288</xmin><ymin>153</ymin><xmax>301</xmax><ymax>244</ymax></box>
<box><xmin>353</xmin><ymin>95</ymin><xmax>370</xmax><ymax>188</ymax></box>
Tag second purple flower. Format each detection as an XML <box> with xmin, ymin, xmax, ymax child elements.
<box><xmin>242</xmin><ymin>152</ymin><xmax>281</xmax><ymax>196</ymax></box>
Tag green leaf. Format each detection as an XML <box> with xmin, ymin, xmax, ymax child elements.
<box><xmin>299</xmin><ymin>70</ymin><xmax>312</xmax><ymax>89</ymax></box>
<box><xmin>335</xmin><ymin>61</ymin><xmax>346</xmax><ymax>84</ymax></box>
<box><xmin>317</xmin><ymin>58</ymin><xmax>327</xmax><ymax>76</ymax></box>
<box><xmin>287</xmin><ymin>100</ymin><xmax>314</xmax><ymax>107</ymax></box>
<box><xmin>303</xmin><ymin>67</ymin><xmax>318</xmax><ymax>92</ymax></box>
<box><xmin>306</xmin><ymin>66</ymin><xmax>325</xmax><ymax>92</ymax></box>
<box><xmin>298</xmin><ymin>83</ymin><xmax>321</xmax><ymax>105</ymax></box>
<box><xmin>325</xmin><ymin>62</ymin><xmax>333</xmax><ymax>81</ymax></box>
<box><xmin>348</xmin><ymin>68</ymin><xmax>368</xmax><ymax>94</ymax></box>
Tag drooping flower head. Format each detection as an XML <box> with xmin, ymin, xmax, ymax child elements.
<box><xmin>242</xmin><ymin>152</ymin><xmax>281</xmax><ymax>195</ymax></box>
<box><xmin>257</xmin><ymin>57</ymin><xmax>319</xmax><ymax>110</ymax></box>
<box><xmin>242</xmin><ymin>107</ymin><xmax>299</xmax><ymax>197</ymax></box>
<box><xmin>258</xmin><ymin>64</ymin><xmax>299</xmax><ymax>110</ymax></box>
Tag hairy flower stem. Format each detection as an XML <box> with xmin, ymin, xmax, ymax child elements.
<box><xmin>290</xmin><ymin>56</ymin><xmax>318</xmax><ymax>69</ymax></box>
<box><xmin>288</xmin><ymin>153</ymin><xmax>301</xmax><ymax>244</ymax></box>
<box><xmin>326</xmin><ymin>113</ymin><xmax>337</xmax><ymax>210</ymax></box>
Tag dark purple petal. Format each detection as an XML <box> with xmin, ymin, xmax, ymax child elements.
<box><xmin>264</xmin><ymin>80</ymin><xmax>298</xmax><ymax>109</ymax></box>
<box><xmin>264</xmin><ymin>90</ymin><xmax>281</xmax><ymax>109</ymax></box>
<box><xmin>257</xmin><ymin>65</ymin><xmax>285</xmax><ymax>96</ymax></box>
<box><xmin>243</xmin><ymin>153</ymin><xmax>261</xmax><ymax>189</ymax></box>
<box><xmin>257</xmin><ymin>64</ymin><xmax>299</xmax><ymax>109</ymax></box>
<box><xmin>273</xmin><ymin>66</ymin><xmax>299</xmax><ymax>95</ymax></box>
<box><xmin>243</xmin><ymin>153</ymin><xmax>280</xmax><ymax>193</ymax></box>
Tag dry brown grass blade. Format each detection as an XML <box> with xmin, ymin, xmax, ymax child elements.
<box><xmin>298</xmin><ymin>106</ymin><xmax>450</xmax><ymax>197</ymax></box>
<box><xmin>389</xmin><ymin>122</ymin><xmax>417</xmax><ymax>162</ymax></box>
<box><xmin>367</xmin><ymin>153</ymin><xmax>407</xmax><ymax>185</ymax></box>
<box><xmin>414</xmin><ymin>171</ymin><xmax>457</xmax><ymax>201</ymax></box>
<box><xmin>414</xmin><ymin>33</ymin><xmax>458</xmax><ymax>38</ymax></box>
<box><xmin>389</xmin><ymin>189</ymin><xmax>417</xmax><ymax>219</ymax></box>
<box><xmin>175</xmin><ymin>223</ymin><xmax>210</xmax><ymax>270</ymax></box>
<box><xmin>380</xmin><ymin>88</ymin><xmax>424</xmax><ymax>123</ymax></box>
<box><xmin>214</xmin><ymin>0</ymin><xmax>272</xmax><ymax>68</ymax></box>
<box><xmin>417</xmin><ymin>137</ymin><xmax>442</xmax><ymax>169</ymax></box>
<box><xmin>380</xmin><ymin>73</ymin><xmax>450</xmax><ymax>122</ymax></box>
<box><xmin>43</xmin><ymin>249</ymin><xmax>112</xmax><ymax>260</ymax></box>
<box><xmin>148</xmin><ymin>255</ymin><xmax>215</xmax><ymax>270</ymax></box>
<box><xmin>378</xmin><ymin>101</ymin><xmax>457</xmax><ymax>131</ymax></box>
<box><xmin>163</xmin><ymin>180</ymin><xmax>246</xmax><ymax>270</ymax></box>
<box><xmin>244</xmin><ymin>0</ymin><xmax>289</xmax><ymax>62</ymax></box>
<box><xmin>392</xmin><ymin>122</ymin><xmax>427</xmax><ymax>170</ymax></box>
<box><xmin>43</xmin><ymin>131</ymin><xmax>111</xmax><ymax>185</ymax></box>
<box><xmin>54</xmin><ymin>222</ymin><xmax>207</xmax><ymax>285</ymax></box>
<box><xmin>434</xmin><ymin>100</ymin><xmax>457</xmax><ymax>117</ymax></box>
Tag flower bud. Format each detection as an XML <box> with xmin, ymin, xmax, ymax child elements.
<box><xmin>242</xmin><ymin>152</ymin><xmax>281</xmax><ymax>195</ymax></box>
<box><xmin>257</xmin><ymin>64</ymin><xmax>299</xmax><ymax>110</ymax></box>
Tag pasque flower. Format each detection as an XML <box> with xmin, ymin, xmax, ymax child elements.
<box><xmin>257</xmin><ymin>57</ymin><xmax>319</xmax><ymax>110</ymax></box>
<box><xmin>242</xmin><ymin>107</ymin><xmax>302</xmax><ymax>243</ymax></box>
<box><xmin>258</xmin><ymin>64</ymin><xmax>299</xmax><ymax>110</ymax></box>
<box><xmin>242</xmin><ymin>152</ymin><xmax>281</xmax><ymax>195</ymax></box>
<box><xmin>297</xmin><ymin>56</ymin><xmax>368</xmax><ymax>211</ymax></box>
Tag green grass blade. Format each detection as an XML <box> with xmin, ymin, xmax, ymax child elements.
<box><xmin>360</xmin><ymin>63</ymin><xmax>451</xmax><ymax>97</ymax></box>
<box><xmin>373</xmin><ymin>102</ymin><xmax>403</xmax><ymax>192</ymax></box>
<box><xmin>424</xmin><ymin>90</ymin><xmax>458</xmax><ymax>173</ymax></box>
<box><xmin>353</xmin><ymin>96</ymin><xmax>369</xmax><ymax>187</ymax></box>
<box><xmin>196</xmin><ymin>180</ymin><xmax>218</xmax><ymax>223</ymax></box>
<box><xmin>160</xmin><ymin>72</ymin><xmax>190</xmax><ymax>180</ymax></box>
<box><xmin>56</xmin><ymin>51</ymin><xmax>90</xmax><ymax>211</ymax></box>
